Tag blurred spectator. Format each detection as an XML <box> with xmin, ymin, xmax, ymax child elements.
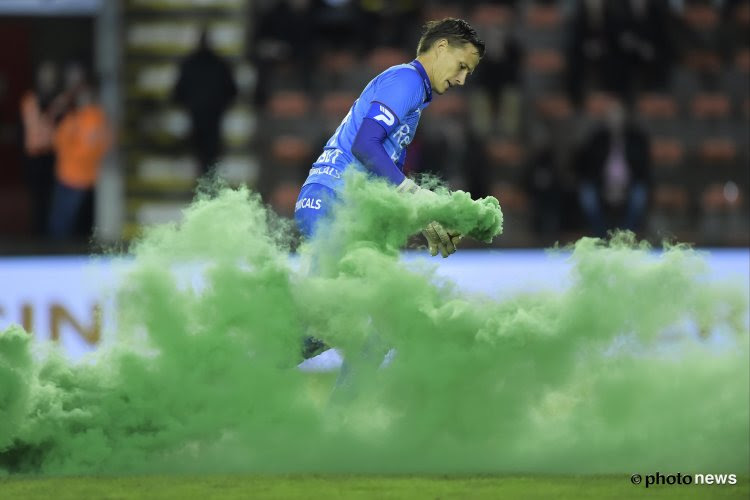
<box><xmin>671</xmin><ymin>0</ymin><xmax>724</xmax><ymax>85</ymax></box>
<box><xmin>173</xmin><ymin>29</ymin><xmax>237</xmax><ymax>175</ymax></box>
<box><xmin>236</xmin><ymin>0</ymin><xmax>748</xmax><ymax>247</ymax></box>
<box><xmin>312</xmin><ymin>0</ymin><xmax>365</xmax><ymax>52</ymax></box>
<box><xmin>613</xmin><ymin>0</ymin><xmax>676</xmax><ymax>99</ymax></box>
<box><xmin>719</xmin><ymin>0</ymin><xmax>750</xmax><ymax>61</ymax></box>
<box><xmin>523</xmin><ymin>123</ymin><xmax>562</xmax><ymax>242</ymax></box>
<box><xmin>418</xmin><ymin>121</ymin><xmax>470</xmax><ymax>191</ymax></box>
<box><xmin>59</xmin><ymin>61</ymin><xmax>86</xmax><ymax>115</ymax></box>
<box><xmin>358</xmin><ymin>0</ymin><xmax>423</xmax><ymax>51</ymax></box>
<box><xmin>251</xmin><ymin>0</ymin><xmax>313</xmax><ymax>106</ymax></box>
<box><xmin>565</xmin><ymin>0</ymin><xmax>624</xmax><ymax>106</ymax></box>
<box><xmin>462</xmin><ymin>130</ymin><xmax>492</xmax><ymax>201</ymax></box>
<box><xmin>48</xmin><ymin>78</ymin><xmax>111</xmax><ymax>240</ymax></box>
<box><xmin>471</xmin><ymin>22</ymin><xmax>523</xmax><ymax>136</ymax></box>
<box><xmin>575</xmin><ymin>96</ymin><xmax>651</xmax><ymax>237</ymax></box>
<box><xmin>19</xmin><ymin>61</ymin><xmax>63</xmax><ymax>236</ymax></box>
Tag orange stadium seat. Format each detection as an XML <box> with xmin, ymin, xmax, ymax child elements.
<box><xmin>649</xmin><ymin>184</ymin><xmax>691</xmax><ymax>239</ymax></box>
<box><xmin>485</xmin><ymin>139</ymin><xmax>524</xmax><ymax>168</ymax></box>
<box><xmin>684</xmin><ymin>49</ymin><xmax>722</xmax><ymax>74</ymax></box>
<box><xmin>652</xmin><ymin>185</ymin><xmax>689</xmax><ymax>212</ymax></box>
<box><xmin>698</xmin><ymin>138</ymin><xmax>737</xmax><ymax>164</ymax></box>
<box><xmin>426</xmin><ymin>93</ymin><xmax>467</xmax><ymax>116</ymax></box>
<box><xmin>690</xmin><ymin>94</ymin><xmax>730</xmax><ymax>120</ymax></box>
<box><xmin>270</xmin><ymin>134</ymin><xmax>312</xmax><ymax>166</ymax></box>
<box><xmin>698</xmin><ymin>182</ymin><xmax>747</xmax><ymax>245</ymax></box>
<box><xmin>270</xmin><ymin>182</ymin><xmax>300</xmax><ymax>217</ymax></box>
<box><xmin>490</xmin><ymin>182</ymin><xmax>528</xmax><ymax>211</ymax></box>
<box><xmin>637</xmin><ymin>94</ymin><xmax>678</xmax><ymax>120</ymax></box>
<box><xmin>367</xmin><ymin>47</ymin><xmax>410</xmax><ymax>74</ymax></box>
<box><xmin>320</xmin><ymin>49</ymin><xmax>357</xmax><ymax>75</ymax></box>
<box><xmin>700</xmin><ymin>182</ymin><xmax>743</xmax><ymax>213</ymax></box>
<box><xmin>525</xmin><ymin>3</ymin><xmax>562</xmax><ymax>30</ymax></box>
<box><xmin>584</xmin><ymin>91</ymin><xmax>616</xmax><ymax>119</ymax></box>
<box><xmin>534</xmin><ymin>94</ymin><xmax>572</xmax><ymax>120</ymax></box>
<box><xmin>736</xmin><ymin>48</ymin><xmax>750</xmax><ymax>73</ymax></box>
<box><xmin>651</xmin><ymin>138</ymin><xmax>685</xmax><ymax>168</ymax></box>
<box><xmin>701</xmin><ymin>183</ymin><xmax>725</xmax><ymax>212</ymax></box>
<box><xmin>267</xmin><ymin>91</ymin><xmax>311</xmax><ymax>119</ymax></box>
<box><xmin>320</xmin><ymin>91</ymin><xmax>357</xmax><ymax>119</ymax></box>
<box><xmin>682</xmin><ymin>4</ymin><xmax>719</xmax><ymax>31</ymax></box>
<box><xmin>526</xmin><ymin>49</ymin><xmax>565</xmax><ymax>74</ymax></box>
<box><xmin>469</xmin><ymin>4</ymin><xmax>513</xmax><ymax>27</ymax></box>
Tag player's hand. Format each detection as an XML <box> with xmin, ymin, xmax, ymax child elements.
<box><xmin>448</xmin><ymin>230</ymin><xmax>463</xmax><ymax>249</ymax></box>
<box><xmin>397</xmin><ymin>179</ymin><xmax>463</xmax><ymax>256</ymax></box>
<box><xmin>422</xmin><ymin>221</ymin><xmax>458</xmax><ymax>258</ymax></box>
<box><xmin>396</xmin><ymin>178</ymin><xmax>420</xmax><ymax>194</ymax></box>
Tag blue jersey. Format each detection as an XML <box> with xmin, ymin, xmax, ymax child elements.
<box><xmin>302</xmin><ymin>60</ymin><xmax>432</xmax><ymax>192</ymax></box>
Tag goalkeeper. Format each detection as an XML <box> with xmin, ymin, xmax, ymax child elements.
<box><xmin>294</xmin><ymin>18</ymin><xmax>484</xmax><ymax>257</ymax></box>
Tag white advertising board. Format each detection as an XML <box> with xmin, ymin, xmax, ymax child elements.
<box><xmin>1</xmin><ymin>250</ymin><xmax>747</xmax><ymax>360</ymax></box>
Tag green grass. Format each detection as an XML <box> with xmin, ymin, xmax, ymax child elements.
<box><xmin>0</xmin><ymin>475</ymin><xmax>747</xmax><ymax>500</ymax></box>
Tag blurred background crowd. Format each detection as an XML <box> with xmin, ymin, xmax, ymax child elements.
<box><xmin>0</xmin><ymin>0</ymin><xmax>747</xmax><ymax>254</ymax></box>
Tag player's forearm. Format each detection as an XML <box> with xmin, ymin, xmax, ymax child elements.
<box><xmin>351</xmin><ymin>118</ymin><xmax>406</xmax><ymax>185</ymax></box>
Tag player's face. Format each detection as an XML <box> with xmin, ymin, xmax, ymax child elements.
<box><xmin>432</xmin><ymin>42</ymin><xmax>480</xmax><ymax>95</ymax></box>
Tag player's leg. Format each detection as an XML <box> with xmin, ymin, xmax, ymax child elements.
<box><xmin>294</xmin><ymin>183</ymin><xmax>394</xmax><ymax>399</ymax></box>
<box><xmin>328</xmin><ymin>318</ymin><xmax>391</xmax><ymax>404</ymax></box>
<box><xmin>294</xmin><ymin>182</ymin><xmax>338</xmax><ymax>241</ymax></box>
<box><xmin>294</xmin><ymin>182</ymin><xmax>338</xmax><ymax>361</ymax></box>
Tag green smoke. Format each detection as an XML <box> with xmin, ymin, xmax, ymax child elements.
<box><xmin>0</xmin><ymin>172</ymin><xmax>747</xmax><ymax>475</ymax></box>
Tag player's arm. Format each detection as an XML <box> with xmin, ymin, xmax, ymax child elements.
<box><xmin>354</xmin><ymin>72</ymin><xmax>461</xmax><ymax>257</ymax></box>
<box><xmin>350</xmin><ymin>111</ymin><xmax>406</xmax><ymax>185</ymax></box>
<box><xmin>351</xmin><ymin>103</ymin><xmax>459</xmax><ymax>257</ymax></box>
<box><xmin>350</xmin><ymin>102</ymin><xmax>435</xmax><ymax>194</ymax></box>
<box><xmin>352</xmin><ymin>68</ymin><xmax>422</xmax><ymax>186</ymax></box>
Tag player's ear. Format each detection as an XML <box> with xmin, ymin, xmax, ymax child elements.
<box><xmin>435</xmin><ymin>38</ymin><xmax>449</xmax><ymax>53</ymax></box>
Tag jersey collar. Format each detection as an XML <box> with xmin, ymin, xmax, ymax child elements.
<box><xmin>409</xmin><ymin>59</ymin><xmax>432</xmax><ymax>104</ymax></box>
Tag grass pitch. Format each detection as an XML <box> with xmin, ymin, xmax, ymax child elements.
<box><xmin>1</xmin><ymin>474</ymin><xmax>747</xmax><ymax>499</ymax></box>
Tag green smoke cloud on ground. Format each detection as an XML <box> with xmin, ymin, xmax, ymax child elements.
<box><xmin>0</xmin><ymin>172</ymin><xmax>747</xmax><ymax>475</ymax></box>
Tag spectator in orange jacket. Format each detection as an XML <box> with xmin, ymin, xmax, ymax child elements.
<box><xmin>48</xmin><ymin>79</ymin><xmax>111</xmax><ymax>239</ymax></box>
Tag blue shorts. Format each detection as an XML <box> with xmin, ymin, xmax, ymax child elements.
<box><xmin>294</xmin><ymin>183</ymin><xmax>339</xmax><ymax>239</ymax></box>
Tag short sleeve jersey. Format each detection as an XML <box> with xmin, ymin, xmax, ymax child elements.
<box><xmin>302</xmin><ymin>60</ymin><xmax>432</xmax><ymax>191</ymax></box>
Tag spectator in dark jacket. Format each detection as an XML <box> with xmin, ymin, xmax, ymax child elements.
<box><xmin>251</xmin><ymin>0</ymin><xmax>313</xmax><ymax>106</ymax></box>
<box><xmin>614</xmin><ymin>0</ymin><xmax>675</xmax><ymax>99</ymax></box>
<box><xmin>173</xmin><ymin>29</ymin><xmax>237</xmax><ymax>175</ymax></box>
<box><xmin>472</xmin><ymin>23</ymin><xmax>523</xmax><ymax>135</ymax></box>
<box><xmin>576</xmin><ymin>96</ymin><xmax>651</xmax><ymax>237</ymax></box>
<box><xmin>524</xmin><ymin>124</ymin><xmax>562</xmax><ymax>242</ymax></box>
<box><xmin>565</xmin><ymin>0</ymin><xmax>624</xmax><ymax>106</ymax></box>
<box><xmin>19</xmin><ymin>61</ymin><xmax>59</xmax><ymax>235</ymax></box>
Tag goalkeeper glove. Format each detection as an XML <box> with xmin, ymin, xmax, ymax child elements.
<box><xmin>423</xmin><ymin>221</ymin><xmax>463</xmax><ymax>258</ymax></box>
<box><xmin>397</xmin><ymin>178</ymin><xmax>463</xmax><ymax>258</ymax></box>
